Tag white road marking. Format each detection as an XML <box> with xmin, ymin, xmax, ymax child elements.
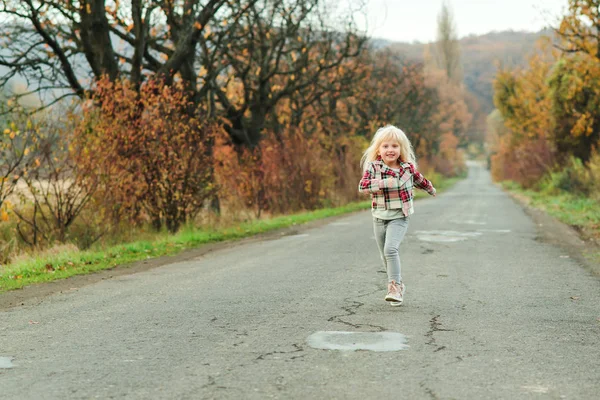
<box><xmin>416</xmin><ymin>230</ymin><xmax>482</xmax><ymax>243</ymax></box>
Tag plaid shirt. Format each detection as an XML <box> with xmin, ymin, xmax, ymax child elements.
<box><xmin>358</xmin><ymin>158</ymin><xmax>436</xmax><ymax>216</ymax></box>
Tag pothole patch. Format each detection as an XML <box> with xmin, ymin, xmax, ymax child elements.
<box><xmin>521</xmin><ymin>385</ymin><xmax>549</xmax><ymax>394</ymax></box>
<box><xmin>306</xmin><ymin>331</ymin><xmax>409</xmax><ymax>352</ymax></box>
<box><xmin>416</xmin><ymin>230</ymin><xmax>482</xmax><ymax>243</ymax></box>
<box><xmin>0</xmin><ymin>357</ymin><xmax>14</xmax><ymax>369</ymax></box>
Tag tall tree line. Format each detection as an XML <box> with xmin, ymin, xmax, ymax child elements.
<box><xmin>0</xmin><ymin>0</ymin><xmax>367</xmax><ymax>148</ymax></box>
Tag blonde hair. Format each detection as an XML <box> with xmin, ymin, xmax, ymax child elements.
<box><xmin>360</xmin><ymin>125</ymin><xmax>417</xmax><ymax>170</ymax></box>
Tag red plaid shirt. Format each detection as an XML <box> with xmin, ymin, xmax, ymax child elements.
<box><xmin>358</xmin><ymin>158</ymin><xmax>436</xmax><ymax>216</ymax></box>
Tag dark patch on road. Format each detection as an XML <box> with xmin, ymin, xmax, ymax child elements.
<box><xmin>425</xmin><ymin>314</ymin><xmax>453</xmax><ymax>352</ymax></box>
<box><xmin>327</xmin><ymin>288</ymin><xmax>387</xmax><ymax>332</ymax></box>
<box><xmin>327</xmin><ymin>300</ymin><xmax>373</xmax><ymax>330</ymax></box>
<box><xmin>420</xmin><ymin>380</ymin><xmax>440</xmax><ymax>400</ymax></box>
<box><xmin>201</xmin><ymin>375</ymin><xmax>227</xmax><ymax>391</ymax></box>
<box><xmin>256</xmin><ymin>343</ymin><xmax>304</xmax><ymax>362</ymax></box>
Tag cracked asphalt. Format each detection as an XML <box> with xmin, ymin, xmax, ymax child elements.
<box><xmin>1</xmin><ymin>162</ymin><xmax>600</xmax><ymax>399</ymax></box>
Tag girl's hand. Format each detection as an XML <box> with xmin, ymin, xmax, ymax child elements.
<box><xmin>378</xmin><ymin>178</ymin><xmax>397</xmax><ymax>189</ymax></box>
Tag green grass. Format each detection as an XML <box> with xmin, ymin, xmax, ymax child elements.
<box><xmin>0</xmin><ymin>201</ymin><xmax>371</xmax><ymax>292</ymax></box>
<box><xmin>0</xmin><ymin>175</ymin><xmax>463</xmax><ymax>293</ymax></box>
<box><xmin>501</xmin><ymin>181</ymin><xmax>600</xmax><ymax>237</ymax></box>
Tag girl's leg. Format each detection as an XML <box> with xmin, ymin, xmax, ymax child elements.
<box><xmin>372</xmin><ymin>218</ymin><xmax>387</xmax><ymax>272</ymax></box>
<box><xmin>383</xmin><ymin>217</ymin><xmax>409</xmax><ymax>283</ymax></box>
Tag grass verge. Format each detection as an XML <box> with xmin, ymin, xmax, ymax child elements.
<box><xmin>501</xmin><ymin>180</ymin><xmax>600</xmax><ymax>267</ymax></box>
<box><xmin>1</xmin><ymin>201</ymin><xmax>370</xmax><ymax>292</ymax></box>
<box><xmin>0</xmin><ymin>175</ymin><xmax>463</xmax><ymax>293</ymax></box>
<box><xmin>501</xmin><ymin>180</ymin><xmax>600</xmax><ymax>241</ymax></box>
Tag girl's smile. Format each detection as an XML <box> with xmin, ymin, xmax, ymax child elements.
<box><xmin>378</xmin><ymin>140</ymin><xmax>401</xmax><ymax>167</ymax></box>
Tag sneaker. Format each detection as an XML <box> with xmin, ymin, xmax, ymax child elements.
<box><xmin>385</xmin><ymin>281</ymin><xmax>406</xmax><ymax>304</ymax></box>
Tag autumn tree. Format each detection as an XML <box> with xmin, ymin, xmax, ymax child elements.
<box><xmin>72</xmin><ymin>77</ymin><xmax>217</xmax><ymax>233</ymax></box>
<box><xmin>199</xmin><ymin>0</ymin><xmax>367</xmax><ymax>148</ymax></box>
<box><xmin>0</xmin><ymin>105</ymin><xmax>38</xmax><ymax>216</ymax></box>
<box><xmin>350</xmin><ymin>50</ymin><xmax>431</xmax><ymax>131</ymax></box>
<box><xmin>548</xmin><ymin>57</ymin><xmax>600</xmax><ymax>162</ymax></box>
<box><xmin>0</xmin><ymin>0</ymin><xmax>367</xmax><ymax>148</ymax></box>
<box><xmin>493</xmin><ymin>50</ymin><xmax>554</xmax><ymax>145</ymax></box>
<box><xmin>0</xmin><ymin>0</ymin><xmax>228</xmax><ymax>105</ymax></box>
<box><xmin>423</xmin><ymin>4</ymin><xmax>477</xmax><ymax>155</ymax></box>
<box><xmin>433</xmin><ymin>1</ymin><xmax>462</xmax><ymax>85</ymax></box>
<box><xmin>550</xmin><ymin>0</ymin><xmax>600</xmax><ymax>162</ymax></box>
<box><xmin>555</xmin><ymin>0</ymin><xmax>600</xmax><ymax>60</ymax></box>
<box><xmin>491</xmin><ymin>44</ymin><xmax>556</xmax><ymax>186</ymax></box>
<box><xmin>12</xmin><ymin>116</ymin><xmax>97</xmax><ymax>246</ymax></box>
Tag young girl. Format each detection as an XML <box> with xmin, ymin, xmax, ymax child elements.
<box><xmin>358</xmin><ymin>125</ymin><xmax>436</xmax><ymax>306</ymax></box>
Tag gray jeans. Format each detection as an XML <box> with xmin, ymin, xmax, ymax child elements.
<box><xmin>373</xmin><ymin>217</ymin><xmax>409</xmax><ymax>283</ymax></box>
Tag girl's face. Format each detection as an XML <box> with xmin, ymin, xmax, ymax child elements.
<box><xmin>377</xmin><ymin>139</ymin><xmax>401</xmax><ymax>166</ymax></box>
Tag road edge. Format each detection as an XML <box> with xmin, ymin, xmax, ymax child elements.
<box><xmin>0</xmin><ymin>209</ymin><xmax>369</xmax><ymax>310</ymax></box>
<box><xmin>505</xmin><ymin>189</ymin><xmax>600</xmax><ymax>278</ymax></box>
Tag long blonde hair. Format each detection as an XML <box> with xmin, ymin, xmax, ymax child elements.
<box><xmin>360</xmin><ymin>125</ymin><xmax>417</xmax><ymax>170</ymax></box>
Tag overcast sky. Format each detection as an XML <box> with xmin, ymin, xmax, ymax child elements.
<box><xmin>358</xmin><ymin>0</ymin><xmax>568</xmax><ymax>43</ymax></box>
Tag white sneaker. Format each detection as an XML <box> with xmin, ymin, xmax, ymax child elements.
<box><xmin>385</xmin><ymin>281</ymin><xmax>405</xmax><ymax>305</ymax></box>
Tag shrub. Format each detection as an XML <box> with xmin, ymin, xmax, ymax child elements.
<box><xmin>215</xmin><ymin>128</ymin><xmax>334</xmax><ymax>218</ymax></box>
<box><xmin>73</xmin><ymin>77</ymin><xmax>218</xmax><ymax>233</ymax></box>
<box><xmin>540</xmin><ymin>152</ymin><xmax>600</xmax><ymax>199</ymax></box>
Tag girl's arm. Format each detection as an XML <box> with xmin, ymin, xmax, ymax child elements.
<box><xmin>410</xmin><ymin>164</ymin><xmax>436</xmax><ymax>196</ymax></box>
<box><xmin>358</xmin><ymin>163</ymin><xmax>382</xmax><ymax>193</ymax></box>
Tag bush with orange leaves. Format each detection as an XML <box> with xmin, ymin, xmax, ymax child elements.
<box><xmin>214</xmin><ymin>122</ymin><xmax>364</xmax><ymax>219</ymax></box>
<box><xmin>72</xmin><ymin>77</ymin><xmax>217</xmax><ymax>233</ymax></box>
<box><xmin>215</xmin><ymin>128</ymin><xmax>327</xmax><ymax>218</ymax></box>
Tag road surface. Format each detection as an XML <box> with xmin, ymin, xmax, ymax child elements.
<box><xmin>1</xmin><ymin>162</ymin><xmax>599</xmax><ymax>399</ymax></box>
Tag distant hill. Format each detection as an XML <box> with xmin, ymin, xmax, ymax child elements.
<box><xmin>383</xmin><ymin>29</ymin><xmax>553</xmax><ymax>114</ymax></box>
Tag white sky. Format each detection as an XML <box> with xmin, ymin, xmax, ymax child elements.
<box><xmin>359</xmin><ymin>0</ymin><xmax>569</xmax><ymax>43</ymax></box>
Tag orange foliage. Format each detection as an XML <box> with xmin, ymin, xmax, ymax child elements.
<box><xmin>490</xmin><ymin>135</ymin><xmax>555</xmax><ymax>187</ymax></box>
<box><xmin>215</xmin><ymin>127</ymin><xmax>340</xmax><ymax>217</ymax></box>
<box><xmin>72</xmin><ymin>77</ymin><xmax>218</xmax><ymax>232</ymax></box>
<box><xmin>490</xmin><ymin>42</ymin><xmax>557</xmax><ymax>186</ymax></box>
<box><xmin>432</xmin><ymin>132</ymin><xmax>465</xmax><ymax>177</ymax></box>
<box><xmin>338</xmin><ymin>49</ymin><xmax>467</xmax><ymax>175</ymax></box>
<box><xmin>1</xmin><ymin>111</ymin><xmax>38</xmax><ymax>214</ymax></box>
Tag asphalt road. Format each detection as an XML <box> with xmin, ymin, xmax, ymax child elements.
<box><xmin>1</xmin><ymin>162</ymin><xmax>599</xmax><ymax>399</ymax></box>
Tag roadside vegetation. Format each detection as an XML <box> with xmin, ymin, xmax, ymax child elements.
<box><xmin>502</xmin><ymin>170</ymin><xmax>600</xmax><ymax>242</ymax></box>
<box><xmin>489</xmin><ymin>1</ymin><xmax>600</xmax><ymax>247</ymax></box>
<box><xmin>0</xmin><ymin>170</ymin><xmax>461</xmax><ymax>293</ymax></box>
<box><xmin>0</xmin><ymin>2</ymin><xmax>470</xmax><ymax>291</ymax></box>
